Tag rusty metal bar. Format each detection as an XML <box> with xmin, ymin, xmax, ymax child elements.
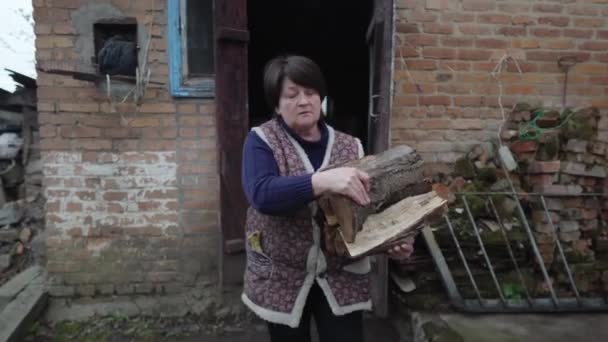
<box><xmin>487</xmin><ymin>196</ymin><xmax>533</xmax><ymax>306</ymax></box>
<box><xmin>457</xmin><ymin>192</ymin><xmax>604</xmax><ymax>197</ymax></box>
<box><xmin>511</xmin><ymin>192</ymin><xmax>560</xmax><ymax>308</ymax></box>
<box><xmin>459</xmin><ymin>298</ymin><xmax>608</xmax><ymax>313</ymax></box>
<box><xmin>422</xmin><ymin>225</ymin><xmax>462</xmax><ymax>304</ymax></box>
<box><xmin>539</xmin><ymin>195</ymin><xmax>582</xmax><ymax>305</ymax></box>
<box><xmin>462</xmin><ymin>195</ymin><xmax>506</xmax><ymax>307</ymax></box>
<box><xmin>593</xmin><ymin>194</ymin><xmax>608</xmax><ymax>305</ymax></box>
<box><xmin>444</xmin><ymin>215</ymin><xmax>484</xmax><ymax>307</ymax></box>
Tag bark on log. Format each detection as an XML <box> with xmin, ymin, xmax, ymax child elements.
<box><xmin>320</xmin><ymin>145</ymin><xmax>429</xmax><ymax>243</ymax></box>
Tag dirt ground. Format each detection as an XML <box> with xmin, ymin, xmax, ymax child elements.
<box><xmin>24</xmin><ymin>313</ymin><xmax>403</xmax><ymax>342</ymax></box>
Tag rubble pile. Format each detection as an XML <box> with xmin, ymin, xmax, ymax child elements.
<box><xmin>393</xmin><ymin>105</ymin><xmax>608</xmax><ymax>308</ymax></box>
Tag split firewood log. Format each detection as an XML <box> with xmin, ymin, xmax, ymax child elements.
<box><xmin>319</xmin><ymin>145</ymin><xmax>430</xmax><ymax>243</ymax></box>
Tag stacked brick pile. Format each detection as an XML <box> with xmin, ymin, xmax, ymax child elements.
<box><xmin>504</xmin><ymin>106</ymin><xmax>608</xmax><ymax>294</ymax></box>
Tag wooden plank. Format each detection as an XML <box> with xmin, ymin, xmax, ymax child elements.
<box><xmin>214</xmin><ymin>0</ymin><xmax>249</xmax><ymax>261</ymax></box>
<box><xmin>367</xmin><ymin>0</ymin><xmax>395</xmax><ymax>318</ymax></box>
<box><xmin>343</xmin><ymin>192</ymin><xmax>446</xmax><ymax>257</ymax></box>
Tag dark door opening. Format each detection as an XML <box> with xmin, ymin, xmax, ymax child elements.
<box><xmin>247</xmin><ymin>0</ymin><xmax>373</xmax><ymax>147</ymax></box>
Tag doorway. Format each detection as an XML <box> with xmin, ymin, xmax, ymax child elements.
<box><xmin>247</xmin><ymin>0</ymin><xmax>373</xmax><ymax>146</ymax></box>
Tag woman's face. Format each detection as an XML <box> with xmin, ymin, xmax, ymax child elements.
<box><xmin>276</xmin><ymin>77</ymin><xmax>321</xmax><ymax>132</ymax></box>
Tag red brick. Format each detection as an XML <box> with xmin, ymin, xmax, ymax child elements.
<box><xmin>439</xmin><ymin>61</ymin><xmax>471</xmax><ymax>71</ymax></box>
<box><xmin>505</xmin><ymin>85</ymin><xmax>535</xmax><ymax>95</ymax></box>
<box><xmin>396</xmin><ymin>46</ymin><xmax>420</xmax><ymax>58</ymax></box>
<box><xmin>462</xmin><ymin>0</ymin><xmax>495</xmax><ymax>11</ymax></box>
<box><xmin>405</xmin><ymin>59</ymin><xmax>437</xmax><ymax>70</ymax></box>
<box><xmin>512</xmin><ymin>15</ymin><xmax>536</xmax><ymax>26</ymax></box>
<box><xmin>52</xmin><ymin>0</ymin><xmax>84</xmax><ymax>8</ymax></box>
<box><xmin>452</xmin><ymin>119</ymin><xmax>483</xmax><ymax>130</ymax></box>
<box><xmin>579</xmin><ymin>41</ymin><xmax>608</xmax><ymax>51</ymax></box>
<box><xmin>475</xmin><ymin>38</ymin><xmax>509</xmax><ymax>49</ymax></box>
<box><xmin>437</xmin><ymin>84</ymin><xmax>470</xmax><ymax>94</ymax></box>
<box><xmin>568</xmin><ymin>6</ymin><xmax>600</xmax><ymax>16</ymax></box>
<box><xmin>39</xmin><ymin>125</ymin><xmax>57</xmax><ymax>138</ymax></box>
<box><xmin>418</xmin><ymin>119</ymin><xmax>450</xmax><ymax>129</ymax></box>
<box><xmin>402</xmin><ymin>83</ymin><xmax>435</xmax><ymax>94</ymax></box>
<box><xmin>53</xmin><ymin>23</ymin><xmax>75</xmax><ymax>34</ymax></box>
<box><xmin>34</xmin><ymin>24</ymin><xmax>51</xmax><ymax>34</ymax></box>
<box><xmin>405</xmin><ymin>34</ymin><xmax>438</xmax><ymax>46</ymax></box>
<box><xmin>396</xmin><ymin>23</ymin><xmax>420</xmax><ymax>33</ymax></box>
<box><xmin>103</xmin><ymin>191</ymin><xmax>128</xmax><ymax>201</ymax></box>
<box><xmin>139</xmin><ymin>103</ymin><xmax>176</xmax><ymax>113</ymax></box>
<box><xmin>423</xmin><ymin>47</ymin><xmax>456</xmax><ymax>59</ymax></box>
<box><xmin>541</xmin><ymin>39</ymin><xmax>574</xmax><ymax>50</ymax></box>
<box><xmin>419</xmin><ymin>96</ymin><xmax>451</xmax><ymax>106</ymax></box>
<box><xmin>538</xmin><ymin>16</ymin><xmax>570</xmax><ymax>27</ymax></box>
<box><xmin>527</xmin><ymin>51</ymin><xmax>590</xmax><ymax>62</ymax></box>
<box><xmin>441</xmin><ymin>13</ymin><xmax>474</xmax><ymax>23</ymax></box>
<box><xmin>598</xmin><ymin>31</ymin><xmax>608</xmax><ymax>40</ymax></box>
<box><xmin>533</xmin><ymin>4</ymin><xmax>563</xmax><ymax>13</ymax></box>
<box><xmin>497</xmin><ymin>27</ymin><xmax>526</xmax><ymax>37</ymax></box>
<box><xmin>590</xmin><ymin>77</ymin><xmax>608</xmax><ymax>85</ymax></box>
<box><xmin>41</xmin><ymin>138</ymin><xmax>71</xmax><ymax>150</ymax></box>
<box><xmin>394</xmin><ymin>96</ymin><xmax>418</xmax><ymax>106</ymax></box>
<box><xmin>528</xmin><ymin>161</ymin><xmax>561</xmax><ymax>174</ymax></box>
<box><xmin>72</xmin><ymin>139</ymin><xmax>112</xmax><ymax>150</ymax></box>
<box><xmin>478</xmin><ymin>14</ymin><xmax>512</xmax><ymax>25</ymax></box>
<box><xmin>130</xmin><ymin>118</ymin><xmax>160</xmax><ymax>128</ymax></box>
<box><xmin>453</xmin><ymin>96</ymin><xmax>483</xmax><ymax>107</ymax></box>
<box><xmin>457</xmin><ymin>49</ymin><xmax>493</xmax><ymax>61</ymax></box>
<box><xmin>423</xmin><ymin>23</ymin><xmax>454</xmax><ymax>34</ymax></box>
<box><xmin>597</xmin><ymin>53</ymin><xmax>608</xmax><ymax>63</ymax></box>
<box><xmin>499</xmin><ymin>3</ymin><xmax>531</xmax><ymax>13</ymax></box>
<box><xmin>425</xmin><ymin>0</ymin><xmax>450</xmax><ymax>10</ymax></box>
<box><xmin>409</xmin><ymin>11</ymin><xmax>438</xmax><ymax>22</ymax></box>
<box><xmin>144</xmin><ymin>189</ymin><xmax>178</xmax><ymax>199</ymax></box>
<box><xmin>506</xmin><ymin>61</ymin><xmax>537</xmax><ymax>73</ymax></box>
<box><xmin>137</xmin><ymin>201</ymin><xmax>162</xmax><ymax>211</ymax></box>
<box><xmin>459</xmin><ymin>24</ymin><xmax>492</xmax><ymax>35</ymax></box>
<box><xmin>574</xmin><ymin>18</ymin><xmax>605</xmax><ymax>28</ymax></box>
<box><xmin>59</xmin><ymin>126</ymin><xmax>101</xmax><ymax>138</ymax></box>
<box><xmin>511</xmin><ymin>39</ymin><xmax>540</xmax><ymax>49</ymax></box>
<box><xmin>531</xmin><ymin>28</ymin><xmax>562</xmax><ymax>38</ymax></box>
<box><xmin>441</xmin><ymin>36</ymin><xmax>473</xmax><ymax>47</ymax></box>
<box><xmin>59</xmin><ymin>103</ymin><xmax>99</xmax><ymax>113</ymax></box>
<box><xmin>66</xmin><ymin>202</ymin><xmax>83</xmax><ymax>212</ymax></box>
<box><xmin>179</xmin><ymin>127</ymin><xmax>199</xmax><ymax>137</ymax></box>
<box><xmin>510</xmin><ymin>140</ymin><xmax>538</xmax><ymax>153</ymax></box>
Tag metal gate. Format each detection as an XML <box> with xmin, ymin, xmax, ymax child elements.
<box><xmin>424</xmin><ymin>191</ymin><xmax>608</xmax><ymax>312</ymax></box>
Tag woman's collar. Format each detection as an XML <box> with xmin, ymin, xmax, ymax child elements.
<box><xmin>277</xmin><ymin>115</ymin><xmax>328</xmax><ymax>147</ymax></box>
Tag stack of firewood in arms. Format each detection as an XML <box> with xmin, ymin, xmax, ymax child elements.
<box><xmin>318</xmin><ymin>145</ymin><xmax>447</xmax><ymax>258</ymax></box>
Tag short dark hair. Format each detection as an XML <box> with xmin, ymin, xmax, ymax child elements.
<box><xmin>263</xmin><ymin>55</ymin><xmax>327</xmax><ymax>110</ymax></box>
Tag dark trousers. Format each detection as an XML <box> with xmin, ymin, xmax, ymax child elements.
<box><xmin>267</xmin><ymin>283</ymin><xmax>364</xmax><ymax>342</ymax></box>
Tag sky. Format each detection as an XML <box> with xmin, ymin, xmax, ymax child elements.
<box><xmin>0</xmin><ymin>0</ymin><xmax>36</xmax><ymax>92</ymax></box>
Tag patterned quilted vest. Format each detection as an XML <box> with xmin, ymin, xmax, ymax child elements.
<box><xmin>241</xmin><ymin>118</ymin><xmax>372</xmax><ymax>328</ymax></box>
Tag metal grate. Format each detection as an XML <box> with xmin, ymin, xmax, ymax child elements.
<box><xmin>424</xmin><ymin>191</ymin><xmax>608</xmax><ymax>312</ymax></box>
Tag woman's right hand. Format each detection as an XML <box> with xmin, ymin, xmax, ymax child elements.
<box><xmin>312</xmin><ymin>167</ymin><xmax>371</xmax><ymax>206</ymax></box>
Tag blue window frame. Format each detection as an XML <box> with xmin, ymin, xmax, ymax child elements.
<box><xmin>167</xmin><ymin>0</ymin><xmax>215</xmax><ymax>98</ymax></box>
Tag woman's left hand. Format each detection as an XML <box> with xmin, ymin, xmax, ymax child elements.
<box><xmin>386</xmin><ymin>237</ymin><xmax>415</xmax><ymax>261</ymax></box>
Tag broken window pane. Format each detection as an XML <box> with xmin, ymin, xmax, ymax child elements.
<box><xmin>186</xmin><ymin>0</ymin><xmax>214</xmax><ymax>76</ymax></box>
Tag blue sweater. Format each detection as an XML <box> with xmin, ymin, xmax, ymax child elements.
<box><xmin>241</xmin><ymin>118</ymin><xmax>329</xmax><ymax>215</ymax></box>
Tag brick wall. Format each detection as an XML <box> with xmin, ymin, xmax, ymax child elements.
<box><xmin>34</xmin><ymin>0</ymin><xmax>219</xmax><ymax>297</ymax></box>
<box><xmin>392</xmin><ymin>0</ymin><xmax>608</xmax><ymax>167</ymax></box>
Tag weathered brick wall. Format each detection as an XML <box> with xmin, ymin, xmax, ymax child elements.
<box><xmin>392</xmin><ymin>0</ymin><xmax>608</xmax><ymax>167</ymax></box>
<box><xmin>34</xmin><ymin>0</ymin><xmax>219</xmax><ymax>296</ymax></box>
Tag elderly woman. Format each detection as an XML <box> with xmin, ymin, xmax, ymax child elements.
<box><xmin>241</xmin><ymin>55</ymin><xmax>413</xmax><ymax>342</ymax></box>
